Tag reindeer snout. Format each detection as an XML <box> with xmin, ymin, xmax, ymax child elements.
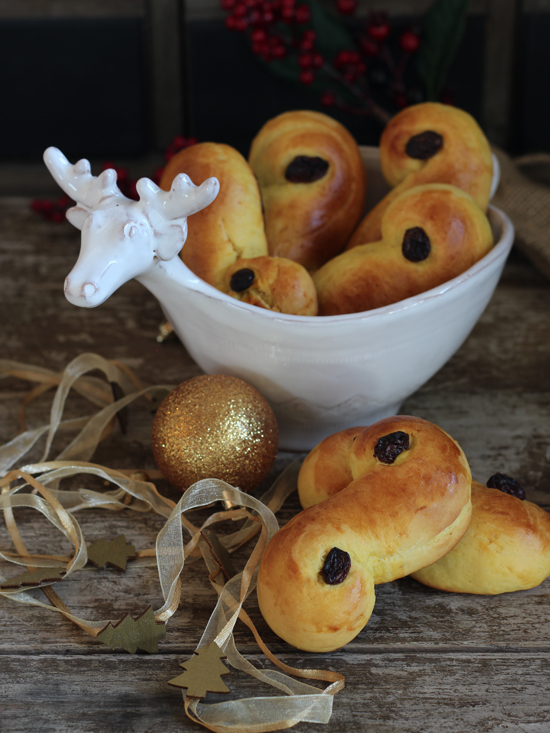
<box><xmin>82</xmin><ymin>282</ymin><xmax>98</xmax><ymax>298</ymax></box>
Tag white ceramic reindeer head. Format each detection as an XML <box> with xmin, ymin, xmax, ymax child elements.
<box><xmin>43</xmin><ymin>147</ymin><xmax>219</xmax><ymax>308</ymax></box>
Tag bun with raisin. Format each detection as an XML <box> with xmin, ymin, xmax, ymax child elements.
<box><xmin>160</xmin><ymin>142</ymin><xmax>268</xmax><ymax>291</ymax></box>
<box><xmin>313</xmin><ymin>183</ymin><xmax>493</xmax><ymax>315</ymax></box>
<box><xmin>257</xmin><ymin>416</ymin><xmax>472</xmax><ymax>652</ymax></box>
<box><xmin>249</xmin><ymin>110</ymin><xmax>366</xmax><ymax>270</ymax></box>
<box><xmin>224</xmin><ymin>256</ymin><xmax>318</xmax><ymax>316</ymax></box>
<box><xmin>412</xmin><ymin>477</ymin><xmax>550</xmax><ymax>594</ymax></box>
<box><xmin>347</xmin><ymin>102</ymin><xmax>493</xmax><ymax>249</ymax></box>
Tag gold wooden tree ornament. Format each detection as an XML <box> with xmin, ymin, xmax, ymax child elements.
<box><xmin>97</xmin><ymin>606</ymin><xmax>166</xmax><ymax>653</ymax></box>
<box><xmin>87</xmin><ymin>534</ymin><xmax>136</xmax><ymax>571</ymax></box>
<box><xmin>168</xmin><ymin>642</ymin><xmax>231</xmax><ymax>699</ymax></box>
<box><xmin>0</xmin><ymin>568</ymin><xmax>65</xmax><ymax>590</ymax></box>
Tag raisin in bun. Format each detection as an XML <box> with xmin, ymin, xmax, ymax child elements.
<box><xmin>160</xmin><ymin>142</ymin><xmax>268</xmax><ymax>290</ymax></box>
<box><xmin>412</xmin><ymin>478</ymin><xmax>550</xmax><ymax>594</ymax></box>
<box><xmin>347</xmin><ymin>102</ymin><xmax>493</xmax><ymax>249</ymax></box>
<box><xmin>249</xmin><ymin>110</ymin><xmax>366</xmax><ymax>270</ymax></box>
<box><xmin>314</xmin><ymin>183</ymin><xmax>493</xmax><ymax>315</ymax></box>
<box><xmin>224</xmin><ymin>256</ymin><xmax>318</xmax><ymax>316</ymax></box>
<box><xmin>257</xmin><ymin>416</ymin><xmax>472</xmax><ymax>652</ymax></box>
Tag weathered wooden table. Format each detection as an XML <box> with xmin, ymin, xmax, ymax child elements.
<box><xmin>1</xmin><ymin>197</ymin><xmax>549</xmax><ymax>732</ymax></box>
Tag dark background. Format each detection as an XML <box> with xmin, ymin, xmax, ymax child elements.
<box><xmin>0</xmin><ymin>4</ymin><xmax>547</xmax><ymax>179</ymax></box>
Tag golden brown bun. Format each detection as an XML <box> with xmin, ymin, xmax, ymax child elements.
<box><xmin>412</xmin><ymin>480</ymin><xmax>550</xmax><ymax>594</ymax></box>
<box><xmin>257</xmin><ymin>416</ymin><xmax>472</xmax><ymax>652</ymax></box>
<box><xmin>223</xmin><ymin>256</ymin><xmax>318</xmax><ymax>316</ymax></box>
<box><xmin>347</xmin><ymin>102</ymin><xmax>493</xmax><ymax>248</ymax></box>
<box><xmin>314</xmin><ymin>183</ymin><xmax>493</xmax><ymax>315</ymax></box>
<box><xmin>249</xmin><ymin>110</ymin><xmax>366</xmax><ymax>270</ymax></box>
<box><xmin>160</xmin><ymin>143</ymin><xmax>268</xmax><ymax>290</ymax></box>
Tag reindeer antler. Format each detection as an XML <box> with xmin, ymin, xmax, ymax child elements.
<box><xmin>136</xmin><ymin>173</ymin><xmax>219</xmax><ymax>221</ymax></box>
<box><xmin>43</xmin><ymin>147</ymin><xmax>126</xmax><ymax>209</ymax></box>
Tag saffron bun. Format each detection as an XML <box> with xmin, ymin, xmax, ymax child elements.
<box><xmin>411</xmin><ymin>480</ymin><xmax>550</xmax><ymax>594</ymax></box>
<box><xmin>347</xmin><ymin>102</ymin><xmax>493</xmax><ymax>249</ymax></box>
<box><xmin>248</xmin><ymin>110</ymin><xmax>366</xmax><ymax>270</ymax></box>
<box><xmin>257</xmin><ymin>416</ymin><xmax>472</xmax><ymax>652</ymax></box>
<box><xmin>313</xmin><ymin>183</ymin><xmax>493</xmax><ymax>316</ymax></box>
<box><xmin>160</xmin><ymin>142</ymin><xmax>268</xmax><ymax>291</ymax></box>
<box><xmin>223</xmin><ymin>256</ymin><xmax>318</xmax><ymax>316</ymax></box>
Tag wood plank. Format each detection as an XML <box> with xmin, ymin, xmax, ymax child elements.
<box><xmin>2</xmin><ymin>651</ymin><xmax>550</xmax><ymax>732</ymax></box>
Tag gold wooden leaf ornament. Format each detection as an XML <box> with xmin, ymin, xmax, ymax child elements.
<box><xmin>97</xmin><ymin>606</ymin><xmax>166</xmax><ymax>653</ymax></box>
<box><xmin>0</xmin><ymin>567</ymin><xmax>65</xmax><ymax>590</ymax></box>
<box><xmin>168</xmin><ymin>641</ymin><xmax>231</xmax><ymax>699</ymax></box>
<box><xmin>87</xmin><ymin>534</ymin><xmax>136</xmax><ymax>572</ymax></box>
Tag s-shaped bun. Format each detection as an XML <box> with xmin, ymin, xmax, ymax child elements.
<box><xmin>257</xmin><ymin>416</ymin><xmax>472</xmax><ymax>652</ymax></box>
<box><xmin>347</xmin><ymin>102</ymin><xmax>493</xmax><ymax>249</ymax></box>
<box><xmin>249</xmin><ymin>110</ymin><xmax>366</xmax><ymax>270</ymax></box>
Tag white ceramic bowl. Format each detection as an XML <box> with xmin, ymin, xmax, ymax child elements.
<box><xmin>52</xmin><ymin>144</ymin><xmax>513</xmax><ymax>452</ymax></box>
<box><xmin>158</xmin><ymin>148</ymin><xmax>513</xmax><ymax>451</ymax></box>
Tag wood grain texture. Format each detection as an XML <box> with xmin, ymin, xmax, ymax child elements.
<box><xmin>1</xmin><ymin>198</ymin><xmax>549</xmax><ymax>731</ymax></box>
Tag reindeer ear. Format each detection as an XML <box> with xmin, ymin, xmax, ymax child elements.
<box><xmin>66</xmin><ymin>205</ymin><xmax>89</xmax><ymax>230</ymax></box>
<box><xmin>154</xmin><ymin>221</ymin><xmax>188</xmax><ymax>261</ymax></box>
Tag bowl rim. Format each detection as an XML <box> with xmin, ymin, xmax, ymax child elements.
<box><xmin>185</xmin><ymin>202</ymin><xmax>515</xmax><ymax>326</ymax></box>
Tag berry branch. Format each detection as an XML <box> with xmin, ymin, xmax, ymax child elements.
<box><xmin>220</xmin><ymin>0</ymin><xmax>425</xmax><ymax>125</ymax></box>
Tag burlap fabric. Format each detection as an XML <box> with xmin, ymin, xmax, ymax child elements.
<box><xmin>492</xmin><ymin>147</ymin><xmax>550</xmax><ymax>280</ymax></box>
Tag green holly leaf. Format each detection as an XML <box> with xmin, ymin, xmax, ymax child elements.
<box><xmin>416</xmin><ymin>0</ymin><xmax>469</xmax><ymax>101</ymax></box>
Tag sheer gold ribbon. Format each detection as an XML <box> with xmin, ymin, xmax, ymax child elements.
<box><xmin>0</xmin><ymin>354</ymin><xmax>345</xmax><ymax>730</ymax></box>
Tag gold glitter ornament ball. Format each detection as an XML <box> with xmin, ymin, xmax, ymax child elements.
<box><xmin>151</xmin><ymin>375</ymin><xmax>279</xmax><ymax>492</ymax></box>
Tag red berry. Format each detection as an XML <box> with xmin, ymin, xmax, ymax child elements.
<box><xmin>303</xmin><ymin>29</ymin><xmax>316</xmax><ymax>40</ymax></box>
<box><xmin>356</xmin><ymin>60</ymin><xmax>366</xmax><ymax>74</ymax></box>
<box><xmin>249</xmin><ymin>9</ymin><xmax>262</xmax><ymax>25</ymax></box>
<box><xmin>299</xmin><ymin>69</ymin><xmax>315</xmax><ymax>84</ymax></box>
<box><xmin>320</xmin><ymin>91</ymin><xmax>335</xmax><ymax>106</ymax></box>
<box><xmin>336</xmin><ymin>0</ymin><xmax>357</xmax><ymax>15</ymax></box>
<box><xmin>101</xmin><ymin>160</ymin><xmax>115</xmax><ymax>171</ymax></box>
<box><xmin>251</xmin><ymin>28</ymin><xmax>267</xmax><ymax>42</ymax></box>
<box><xmin>221</xmin><ymin>0</ymin><xmax>237</xmax><ymax>9</ymax></box>
<box><xmin>152</xmin><ymin>166</ymin><xmax>165</xmax><ymax>184</ymax></box>
<box><xmin>58</xmin><ymin>195</ymin><xmax>72</xmax><ymax>208</ymax></box>
<box><xmin>225</xmin><ymin>14</ymin><xmax>238</xmax><ymax>29</ymax></box>
<box><xmin>172</xmin><ymin>135</ymin><xmax>186</xmax><ymax>148</ymax></box>
<box><xmin>233</xmin><ymin>16</ymin><xmax>248</xmax><ymax>30</ymax></box>
<box><xmin>394</xmin><ymin>92</ymin><xmax>407</xmax><ymax>109</ymax></box>
<box><xmin>344</xmin><ymin>70</ymin><xmax>355</xmax><ymax>83</ymax></box>
<box><xmin>360</xmin><ymin>37</ymin><xmax>378</xmax><ymax>57</ymax></box>
<box><xmin>399</xmin><ymin>29</ymin><xmax>421</xmax><ymax>53</ymax></box>
<box><xmin>282</xmin><ymin>0</ymin><xmax>295</xmax><ymax>6</ymax></box>
<box><xmin>233</xmin><ymin>2</ymin><xmax>247</xmax><ymax>16</ymax></box>
<box><xmin>347</xmin><ymin>51</ymin><xmax>360</xmax><ymax>65</ymax></box>
<box><xmin>281</xmin><ymin>7</ymin><xmax>294</xmax><ymax>21</ymax></box>
<box><xmin>368</xmin><ymin>22</ymin><xmax>390</xmax><ymax>42</ymax></box>
<box><xmin>262</xmin><ymin>10</ymin><xmax>274</xmax><ymax>23</ymax></box>
<box><xmin>335</xmin><ymin>50</ymin><xmax>353</xmax><ymax>68</ymax></box>
<box><xmin>312</xmin><ymin>52</ymin><xmax>323</xmax><ymax>68</ymax></box>
<box><xmin>295</xmin><ymin>4</ymin><xmax>310</xmax><ymax>23</ymax></box>
<box><xmin>298</xmin><ymin>52</ymin><xmax>313</xmax><ymax>68</ymax></box>
<box><xmin>186</xmin><ymin>137</ymin><xmax>198</xmax><ymax>146</ymax></box>
<box><xmin>272</xmin><ymin>44</ymin><xmax>287</xmax><ymax>58</ymax></box>
<box><xmin>300</xmin><ymin>38</ymin><xmax>314</xmax><ymax>51</ymax></box>
<box><xmin>51</xmin><ymin>210</ymin><xmax>65</xmax><ymax>223</ymax></box>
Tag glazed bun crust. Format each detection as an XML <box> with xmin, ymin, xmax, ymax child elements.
<box><xmin>412</xmin><ymin>481</ymin><xmax>550</xmax><ymax>594</ymax></box>
<box><xmin>160</xmin><ymin>142</ymin><xmax>268</xmax><ymax>290</ymax></box>
<box><xmin>258</xmin><ymin>416</ymin><xmax>472</xmax><ymax>652</ymax></box>
<box><xmin>347</xmin><ymin>102</ymin><xmax>493</xmax><ymax>248</ymax></box>
<box><xmin>314</xmin><ymin>183</ymin><xmax>494</xmax><ymax>315</ymax></box>
<box><xmin>223</xmin><ymin>255</ymin><xmax>318</xmax><ymax>316</ymax></box>
<box><xmin>249</xmin><ymin>110</ymin><xmax>366</xmax><ymax>270</ymax></box>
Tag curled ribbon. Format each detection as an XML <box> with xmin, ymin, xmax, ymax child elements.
<box><xmin>0</xmin><ymin>354</ymin><xmax>345</xmax><ymax>731</ymax></box>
